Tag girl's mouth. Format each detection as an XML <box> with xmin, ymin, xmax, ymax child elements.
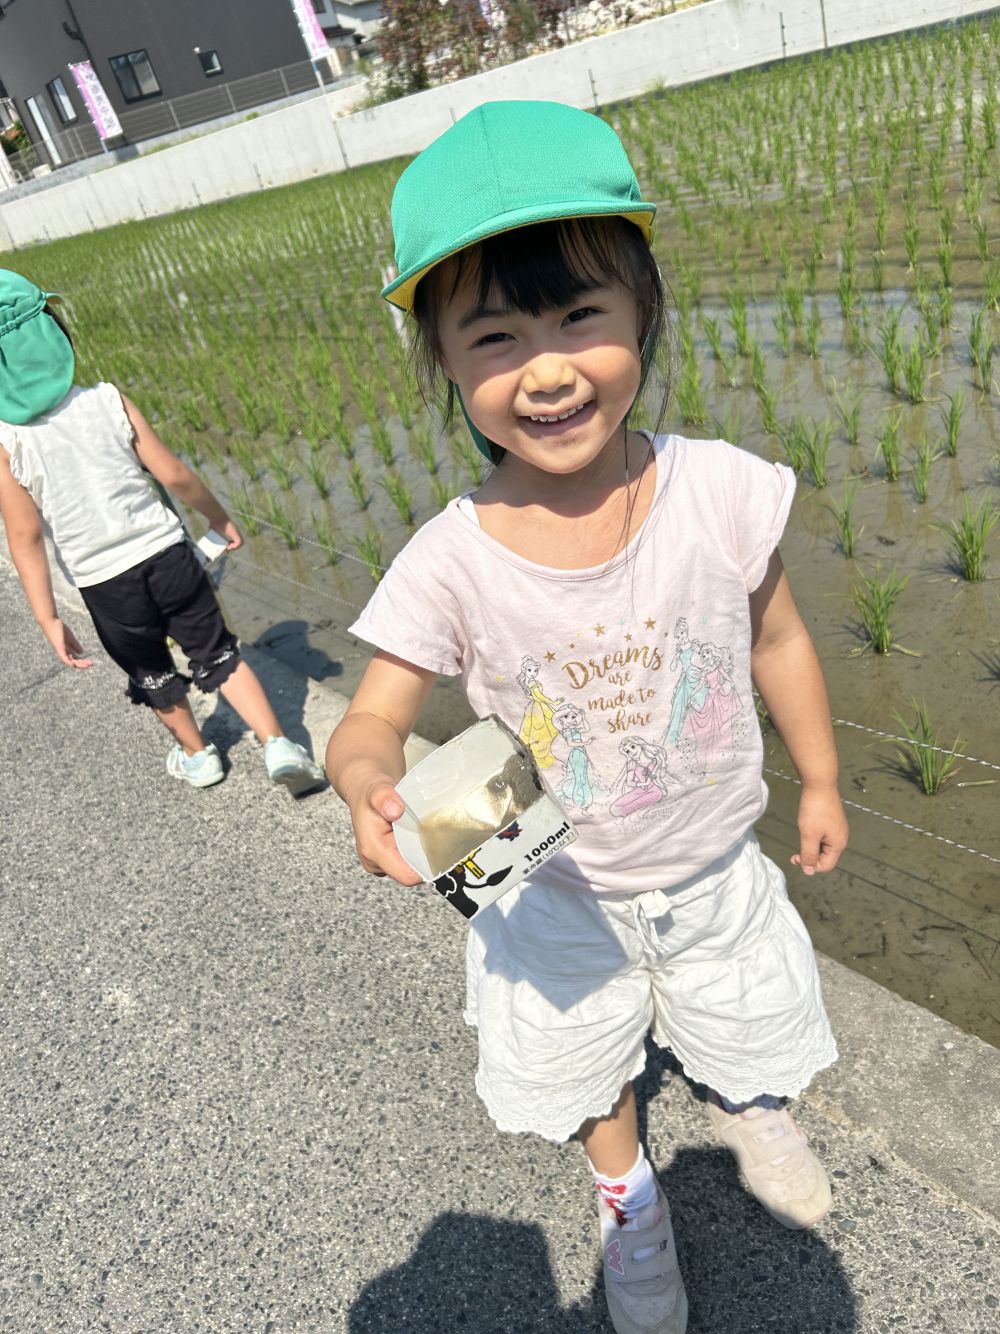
<box><xmin>520</xmin><ymin>400</ymin><xmax>596</xmax><ymax>434</ymax></box>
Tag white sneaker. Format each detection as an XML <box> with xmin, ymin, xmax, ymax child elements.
<box><xmin>166</xmin><ymin>742</ymin><xmax>224</xmax><ymax>789</ymax></box>
<box><xmin>263</xmin><ymin>736</ymin><xmax>325</xmax><ymax>796</ymax></box>
<box><xmin>707</xmin><ymin>1099</ymin><xmax>832</xmax><ymax>1229</ymax></box>
<box><xmin>599</xmin><ymin>1181</ymin><xmax>688</xmax><ymax>1334</ymax></box>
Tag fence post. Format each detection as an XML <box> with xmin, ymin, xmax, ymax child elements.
<box><xmin>226</xmin><ymin>83</ymin><xmax>237</xmax><ymax>113</ymax></box>
<box><xmin>588</xmin><ymin>68</ymin><xmax>598</xmax><ymax>111</ymax></box>
<box><xmin>779</xmin><ymin>11</ymin><xmax>787</xmax><ymax>60</ymax></box>
<box><xmin>819</xmin><ymin>0</ymin><xmax>829</xmax><ymax>49</ymax></box>
<box><xmin>279</xmin><ymin>66</ymin><xmax>290</xmax><ymax>97</ymax></box>
<box><xmin>168</xmin><ymin>100</ymin><xmax>181</xmax><ymax>130</ymax></box>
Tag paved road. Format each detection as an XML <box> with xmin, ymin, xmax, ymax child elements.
<box><xmin>1</xmin><ymin>557</ymin><xmax>998</xmax><ymax>1333</ymax></box>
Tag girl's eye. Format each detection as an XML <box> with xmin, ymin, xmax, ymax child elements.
<box><xmin>474</xmin><ymin>331</ymin><xmax>511</xmax><ymax>347</ymax></box>
<box><xmin>565</xmin><ymin>306</ymin><xmax>599</xmax><ymax>324</ymax></box>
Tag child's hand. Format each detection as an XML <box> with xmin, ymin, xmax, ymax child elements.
<box><xmin>348</xmin><ymin>777</ymin><xmax>425</xmax><ymax>886</ymax></box>
<box><xmin>791</xmin><ymin>784</ymin><xmax>848</xmax><ymax>876</ymax></box>
<box><xmin>43</xmin><ymin>617</ymin><xmax>92</xmax><ymax>669</ymax></box>
<box><xmin>219</xmin><ymin>519</ymin><xmax>243</xmax><ymax>551</ymax></box>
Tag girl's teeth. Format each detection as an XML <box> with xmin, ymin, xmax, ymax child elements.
<box><xmin>530</xmin><ymin>404</ymin><xmax>585</xmax><ymax>423</ymax></box>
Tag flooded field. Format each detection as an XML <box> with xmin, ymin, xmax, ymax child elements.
<box><xmin>8</xmin><ymin>18</ymin><xmax>999</xmax><ymax>1042</ymax></box>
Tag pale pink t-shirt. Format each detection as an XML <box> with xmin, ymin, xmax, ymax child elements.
<box><xmin>351</xmin><ymin>434</ymin><xmax>795</xmax><ymax>895</ymax></box>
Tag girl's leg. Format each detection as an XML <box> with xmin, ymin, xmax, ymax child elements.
<box><xmin>578</xmin><ymin>1081</ymin><xmax>641</xmax><ymax>1176</ymax></box>
<box><xmin>217</xmin><ymin>660</ymin><xmax>283</xmax><ymax>743</ymax></box>
<box><xmin>154</xmin><ymin>697</ymin><xmax>206</xmax><ymax>755</ymax></box>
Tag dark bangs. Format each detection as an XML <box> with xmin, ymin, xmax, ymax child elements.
<box><xmin>410</xmin><ymin>216</ymin><xmax>670</xmax><ymax>464</ymax></box>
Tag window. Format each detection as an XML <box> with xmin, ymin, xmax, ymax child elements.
<box><xmin>108</xmin><ymin>50</ymin><xmax>161</xmax><ymax>103</ymax></box>
<box><xmin>47</xmin><ymin>76</ymin><xmax>77</xmax><ymax>124</ymax></box>
<box><xmin>197</xmin><ymin>49</ymin><xmax>223</xmax><ymax>77</ymax></box>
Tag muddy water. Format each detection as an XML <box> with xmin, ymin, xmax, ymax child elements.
<box><xmin>198</xmin><ymin>283</ymin><xmax>1000</xmax><ymax>1048</ymax></box>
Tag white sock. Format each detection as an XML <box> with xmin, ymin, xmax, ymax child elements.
<box><xmin>592</xmin><ymin>1147</ymin><xmax>658</xmax><ymax>1231</ymax></box>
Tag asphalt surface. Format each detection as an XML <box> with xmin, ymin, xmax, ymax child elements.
<box><xmin>2</xmin><ymin>555</ymin><xmax>999</xmax><ymax>1334</ymax></box>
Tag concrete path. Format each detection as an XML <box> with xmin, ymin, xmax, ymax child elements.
<box><xmin>2</xmin><ymin>554</ymin><xmax>998</xmax><ymax>1334</ymax></box>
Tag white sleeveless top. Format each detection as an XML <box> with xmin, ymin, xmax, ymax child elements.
<box><xmin>0</xmin><ymin>382</ymin><xmax>183</xmax><ymax>587</ymax></box>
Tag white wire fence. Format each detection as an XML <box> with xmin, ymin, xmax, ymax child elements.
<box><xmin>2</xmin><ymin>56</ymin><xmax>345</xmax><ymax>183</ymax></box>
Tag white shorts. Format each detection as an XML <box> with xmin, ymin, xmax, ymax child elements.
<box><xmin>464</xmin><ymin>833</ymin><xmax>837</xmax><ymax>1142</ymax></box>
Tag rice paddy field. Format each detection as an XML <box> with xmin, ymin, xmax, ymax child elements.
<box><xmin>7</xmin><ymin>17</ymin><xmax>999</xmax><ymax>1042</ymax></box>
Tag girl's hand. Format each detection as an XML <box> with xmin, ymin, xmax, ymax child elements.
<box><xmin>219</xmin><ymin>518</ymin><xmax>243</xmax><ymax>551</ymax></box>
<box><xmin>791</xmin><ymin>784</ymin><xmax>848</xmax><ymax>876</ymax></box>
<box><xmin>43</xmin><ymin>617</ymin><xmax>92</xmax><ymax>669</ymax></box>
<box><xmin>348</xmin><ymin>776</ymin><xmax>425</xmax><ymax>886</ymax></box>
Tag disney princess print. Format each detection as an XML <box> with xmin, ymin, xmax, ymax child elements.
<box><xmin>515</xmin><ymin>613</ymin><xmax>752</xmax><ymax>822</ymax></box>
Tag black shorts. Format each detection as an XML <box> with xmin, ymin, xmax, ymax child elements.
<box><xmin>79</xmin><ymin>541</ymin><xmax>240</xmax><ymax>709</ymax></box>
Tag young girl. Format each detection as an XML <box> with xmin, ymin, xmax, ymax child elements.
<box><xmin>326</xmin><ymin>102</ymin><xmax>848</xmax><ymax>1334</ymax></box>
<box><xmin>0</xmin><ymin>269</ymin><xmax>324</xmax><ymax>796</ymax></box>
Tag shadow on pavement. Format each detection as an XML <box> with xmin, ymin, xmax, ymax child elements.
<box><xmin>348</xmin><ymin>1212</ymin><xmax>605</xmax><ymax>1332</ymax></box>
<box><xmin>348</xmin><ymin>1149</ymin><xmax>857</xmax><ymax>1333</ymax></box>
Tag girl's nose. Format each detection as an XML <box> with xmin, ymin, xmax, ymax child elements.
<box><xmin>522</xmin><ymin>353</ymin><xmax>574</xmax><ymax>396</ymax></box>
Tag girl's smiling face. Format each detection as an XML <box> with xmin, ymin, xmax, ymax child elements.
<box><xmin>436</xmin><ymin>267</ymin><xmax>644</xmax><ymax>477</ymax></box>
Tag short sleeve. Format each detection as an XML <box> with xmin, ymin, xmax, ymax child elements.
<box><xmin>723</xmin><ymin>446</ymin><xmax>795</xmax><ymax>592</ymax></box>
<box><xmin>349</xmin><ymin>525</ymin><xmax>464</xmax><ymax>677</ymax></box>
<box><xmin>96</xmin><ymin>382</ymin><xmax>137</xmax><ymax>449</ymax></box>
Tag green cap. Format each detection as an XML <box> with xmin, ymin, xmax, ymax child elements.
<box><xmin>382</xmin><ymin>100</ymin><xmax>655</xmax><ymax>313</ymax></box>
<box><xmin>0</xmin><ymin>269</ymin><xmax>75</xmax><ymax>425</ymax></box>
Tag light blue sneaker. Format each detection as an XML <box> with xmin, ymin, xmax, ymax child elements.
<box><xmin>264</xmin><ymin>735</ymin><xmax>325</xmax><ymax>796</ymax></box>
<box><xmin>166</xmin><ymin>742</ymin><xmax>224</xmax><ymax>789</ymax></box>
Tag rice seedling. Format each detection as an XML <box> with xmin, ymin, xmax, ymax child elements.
<box><xmin>452</xmin><ymin>433</ymin><xmax>484</xmax><ymax>486</ymax></box>
<box><xmin>826</xmin><ymin>482</ymin><xmax>861</xmax><ymax>558</ymax></box>
<box><xmin>888</xmin><ymin>699</ymin><xmax>963</xmax><ymax>794</ymax></box>
<box><xmin>834</xmin><ymin>388</ymin><xmax>863</xmax><ymax>446</ymax></box>
<box><xmin>902</xmin><ymin>335</ymin><xmax>931</xmax><ymax>403</ymax></box>
<box><xmin>801</xmin><ymin>417</ymin><xmax>833</xmax><ymax>488</ymax></box>
<box><xmin>229</xmin><ymin>482</ymin><xmax>261</xmax><ymax>536</ymax></box>
<box><xmin>410</xmin><ymin>421</ymin><xmax>439</xmax><ymax>475</ymax></box>
<box><xmin>177</xmin><ymin>395</ymin><xmax>206</xmax><ymax>433</ymax></box>
<box><xmin>940</xmin><ymin>496</ymin><xmax>999</xmax><ymax>581</ymax></box>
<box><xmin>266</xmin><ymin>446</ymin><xmax>295</xmax><ymax>492</ymax></box>
<box><xmin>304</xmin><ymin>451</ymin><xmax>329</xmax><ymax>500</ymax></box>
<box><xmin>940</xmin><ymin>388</ymin><xmax>964</xmax><ymax>456</ymax></box>
<box><xmin>969</xmin><ymin>308</ymin><xmax>996</xmax><ymax>389</ymax></box>
<box><xmin>876</xmin><ymin>412</ymin><xmax>903</xmax><ymax>481</ymax></box>
<box><xmin>853</xmin><ymin>565</ymin><xmax>909</xmax><ymax>655</ymax></box>
<box><xmin>726</xmin><ymin>290</ymin><xmax>752</xmax><ymax>357</ymax></box>
<box><xmin>311</xmin><ymin>510</ymin><xmax>341</xmax><ymax>565</ymax></box>
<box><xmin>779</xmin><ymin>416</ymin><xmax>808</xmax><ymax>475</ymax></box>
<box><xmin>369</xmin><ymin>420</ymin><xmax>395</xmax><ymax>466</ymax></box>
<box><xmin>701</xmin><ymin>314</ymin><xmax>727</xmax><ymax>362</ymax></box>
<box><xmin>430</xmin><ymin>476</ymin><xmax>453</xmax><ymax>511</ymax></box>
<box><xmin>331</xmin><ymin>417</ymin><xmax>356</xmax><ymax>461</ymax></box>
<box><xmin>260</xmin><ymin>492</ymin><xmax>299</xmax><ymax>549</ymax></box>
<box><xmin>381</xmin><ymin>470</ymin><xmax>415</xmax><ymax>527</ymax></box>
<box><xmin>910</xmin><ymin>433</ymin><xmax>939</xmax><ymax>504</ymax></box>
<box><xmin>352</xmin><ymin>525</ymin><xmax>385</xmax><ymax>584</ymax></box>
<box><xmin>346</xmin><ymin>460</ymin><xmax>370</xmax><ymax>511</ymax></box>
<box><xmin>754</xmin><ymin>382</ymin><xmax>779</xmax><ymax>435</ymax></box>
<box><xmin>675</xmin><ymin>360</ymin><xmax>709</xmax><ymax>426</ymax></box>
<box><xmin>229</xmin><ymin>435</ymin><xmax>261</xmax><ymax>482</ymax></box>
<box><xmin>877</xmin><ymin>311</ymin><xmax>903</xmax><ymax>394</ymax></box>
<box><xmin>805</xmin><ymin>302</ymin><xmax>822</xmax><ymax>358</ymax></box>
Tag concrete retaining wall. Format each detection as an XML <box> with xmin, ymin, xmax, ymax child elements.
<box><xmin>1</xmin><ymin>0</ymin><xmax>996</xmax><ymax>250</ymax></box>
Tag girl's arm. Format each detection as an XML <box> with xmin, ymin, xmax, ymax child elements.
<box><xmin>326</xmin><ymin>649</ymin><xmax>438</xmax><ymax>885</ymax></box>
<box><xmin>121</xmin><ymin>395</ymin><xmax>242</xmax><ymax>549</ymax></box>
<box><xmin>749</xmin><ymin>550</ymin><xmax>848</xmax><ymax>876</ymax></box>
<box><xmin>0</xmin><ymin>447</ymin><xmax>92</xmax><ymax>668</ymax></box>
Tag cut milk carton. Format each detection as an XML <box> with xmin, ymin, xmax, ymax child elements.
<box><xmin>393</xmin><ymin>715</ymin><xmax>577</xmax><ymax>920</ymax></box>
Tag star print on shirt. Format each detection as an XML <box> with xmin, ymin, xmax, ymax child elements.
<box><xmin>545</xmin><ymin>651</ymin><xmax>556</xmax><ymax>662</ymax></box>
<box><xmin>595</xmin><ymin>625</ymin><xmax>605</xmax><ymax>636</ymax></box>
<box><xmin>625</xmin><ymin>633</ymin><xmax>633</xmax><ymax>642</ymax></box>
<box><xmin>645</xmin><ymin>617</ymin><xmax>656</xmax><ymax>629</ymax></box>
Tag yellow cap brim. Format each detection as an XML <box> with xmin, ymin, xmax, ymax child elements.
<box><xmin>383</xmin><ymin>208</ymin><xmax>655</xmax><ymax>313</ymax></box>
